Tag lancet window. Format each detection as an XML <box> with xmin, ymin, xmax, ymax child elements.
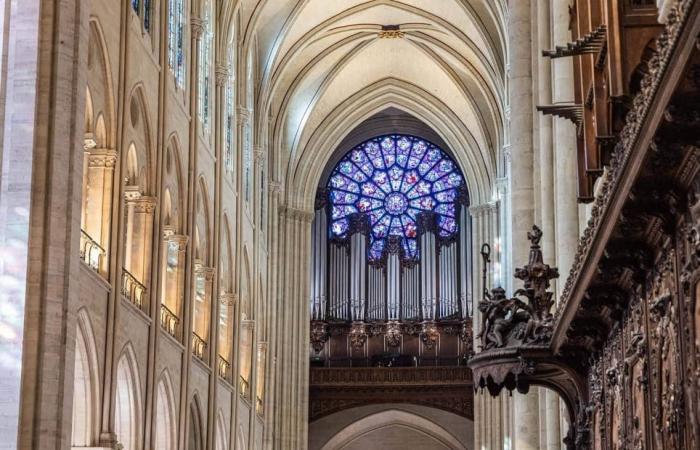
<box><xmin>168</xmin><ymin>0</ymin><xmax>186</xmax><ymax>88</ymax></box>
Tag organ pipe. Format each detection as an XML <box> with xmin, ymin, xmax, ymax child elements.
<box><xmin>311</xmin><ymin>207</ymin><xmax>471</xmax><ymax>324</ymax></box>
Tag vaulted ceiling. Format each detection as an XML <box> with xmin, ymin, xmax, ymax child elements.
<box><xmin>234</xmin><ymin>0</ymin><xmax>507</xmax><ymax>206</ymax></box>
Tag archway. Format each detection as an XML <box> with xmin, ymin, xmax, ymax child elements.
<box><xmin>114</xmin><ymin>346</ymin><xmax>142</xmax><ymax>450</ymax></box>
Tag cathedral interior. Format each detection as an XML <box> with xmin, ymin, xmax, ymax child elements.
<box><xmin>0</xmin><ymin>0</ymin><xmax>698</xmax><ymax>449</ymax></box>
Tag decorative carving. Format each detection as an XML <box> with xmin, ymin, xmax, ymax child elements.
<box><xmin>349</xmin><ymin>321</ymin><xmax>367</xmax><ymax>349</ymax></box>
<box><xmin>478</xmin><ymin>226</ymin><xmax>559</xmax><ymax>349</ymax></box>
<box><xmin>310</xmin><ymin>321</ymin><xmax>329</xmax><ymax>354</ymax></box>
<box><xmin>420</xmin><ymin>321</ymin><xmax>439</xmax><ymax>349</ymax></box>
<box><xmin>385</xmin><ymin>321</ymin><xmax>402</xmax><ymax>347</ymax></box>
<box><xmin>378</xmin><ymin>25</ymin><xmax>404</xmax><ymax>39</ymax></box>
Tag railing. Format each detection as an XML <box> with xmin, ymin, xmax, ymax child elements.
<box><xmin>160</xmin><ymin>304</ymin><xmax>179</xmax><ymax>338</ymax></box>
<box><xmin>80</xmin><ymin>229</ymin><xmax>105</xmax><ymax>272</ymax></box>
<box><xmin>217</xmin><ymin>355</ymin><xmax>231</xmax><ymax>379</ymax></box>
<box><xmin>255</xmin><ymin>396</ymin><xmax>263</xmax><ymax>416</ymax></box>
<box><xmin>191</xmin><ymin>333</ymin><xmax>207</xmax><ymax>361</ymax></box>
<box><xmin>239</xmin><ymin>376</ymin><xmax>249</xmax><ymax>398</ymax></box>
<box><xmin>122</xmin><ymin>269</ymin><xmax>146</xmax><ymax>308</ymax></box>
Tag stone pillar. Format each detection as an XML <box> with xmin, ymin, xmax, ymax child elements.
<box><xmin>256</xmin><ymin>341</ymin><xmax>268</xmax><ymax>415</ymax></box>
<box><xmin>552</xmin><ymin>0</ymin><xmax>580</xmax><ymax>293</ymax></box>
<box><xmin>239</xmin><ymin>319</ymin><xmax>255</xmax><ymax>398</ymax></box>
<box><xmin>123</xmin><ymin>190</ymin><xmax>157</xmax><ymax>288</ymax></box>
<box><xmin>82</xmin><ymin>147</ymin><xmax>117</xmax><ymax>273</ymax></box>
<box><xmin>470</xmin><ymin>201</ymin><xmax>510</xmax><ymax>449</ymax></box>
<box><xmin>273</xmin><ymin>205</ymin><xmax>313</xmax><ymax>449</ymax></box>
<box><xmin>507</xmin><ymin>0</ymin><xmax>543</xmax><ymax>448</ymax></box>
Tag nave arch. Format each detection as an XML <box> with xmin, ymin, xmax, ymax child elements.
<box><xmin>114</xmin><ymin>344</ymin><xmax>143</xmax><ymax>450</ymax></box>
<box><xmin>154</xmin><ymin>371</ymin><xmax>177</xmax><ymax>450</ymax></box>
<box><xmin>71</xmin><ymin>309</ymin><xmax>101</xmax><ymax>448</ymax></box>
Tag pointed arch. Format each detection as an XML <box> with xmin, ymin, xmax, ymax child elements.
<box><xmin>194</xmin><ymin>177</ymin><xmax>211</xmax><ymax>265</ymax></box>
<box><xmin>241</xmin><ymin>245</ymin><xmax>252</xmax><ymax>319</ymax></box>
<box><xmin>187</xmin><ymin>395</ymin><xmax>204</xmax><ymax>450</ymax></box>
<box><xmin>114</xmin><ymin>343</ymin><xmax>143</xmax><ymax>450</ymax></box>
<box><xmin>71</xmin><ymin>309</ymin><xmax>101</xmax><ymax>447</ymax></box>
<box><xmin>320</xmin><ymin>409</ymin><xmax>465</xmax><ymax>450</ymax></box>
<box><xmin>87</xmin><ymin>18</ymin><xmax>115</xmax><ymax>148</ymax></box>
<box><xmin>214</xmin><ymin>410</ymin><xmax>228</xmax><ymax>450</ymax></box>
<box><xmin>155</xmin><ymin>370</ymin><xmax>177</xmax><ymax>450</ymax></box>
<box><xmin>125</xmin><ymin>85</ymin><xmax>154</xmax><ymax>195</ymax></box>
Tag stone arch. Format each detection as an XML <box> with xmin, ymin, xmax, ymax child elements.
<box><xmin>155</xmin><ymin>370</ymin><xmax>177</xmax><ymax>450</ymax></box>
<box><xmin>125</xmin><ymin>85</ymin><xmax>154</xmax><ymax>195</ymax></box>
<box><xmin>86</xmin><ymin>18</ymin><xmax>115</xmax><ymax>148</ymax></box>
<box><xmin>187</xmin><ymin>395</ymin><xmax>204</xmax><ymax>450</ymax></box>
<box><xmin>163</xmin><ymin>135</ymin><xmax>185</xmax><ymax>232</ymax></box>
<box><xmin>194</xmin><ymin>177</ymin><xmax>211</xmax><ymax>265</ymax></box>
<box><xmin>71</xmin><ymin>309</ymin><xmax>101</xmax><ymax>447</ymax></box>
<box><xmin>241</xmin><ymin>246</ymin><xmax>252</xmax><ymax>319</ymax></box>
<box><xmin>285</xmin><ymin>79</ymin><xmax>495</xmax><ymax>211</ymax></box>
<box><xmin>320</xmin><ymin>409</ymin><xmax>465</xmax><ymax>450</ymax></box>
<box><xmin>215</xmin><ymin>410</ymin><xmax>228</xmax><ymax>450</ymax></box>
<box><xmin>114</xmin><ymin>343</ymin><xmax>143</xmax><ymax>450</ymax></box>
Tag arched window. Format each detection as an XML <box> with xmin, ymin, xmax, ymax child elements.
<box><xmin>311</xmin><ymin>134</ymin><xmax>471</xmax><ymax>331</ymax></box>
<box><xmin>168</xmin><ymin>0</ymin><xmax>186</xmax><ymax>88</ymax></box>
<box><xmin>155</xmin><ymin>374</ymin><xmax>176</xmax><ymax>450</ymax></box>
<box><xmin>131</xmin><ymin>0</ymin><xmax>152</xmax><ymax>32</ymax></box>
<box><xmin>81</xmin><ymin>22</ymin><xmax>115</xmax><ymax>277</ymax></box>
<box><xmin>115</xmin><ymin>347</ymin><xmax>142</xmax><ymax>450</ymax></box>
<box><xmin>217</xmin><ymin>217</ymin><xmax>235</xmax><ymax>379</ymax></box>
<box><xmin>214</xmin><ymin>412</ymin><xmax>228</xmax><ymax>450</ymax></box>
<box><xmin>198</xmin><ymin>2</ymin><xmax>213</xmax><ymax>132</ymax></box>
<box><xmin>71</xmin><ymin>311</ymin><xmax>99</xmax><ymax>447</ymax></box>
<box><xmin>192</xmin><ymin>180</ymin><xmax>213</xmax><ymax>361</ymax></box>
<box><xmin>160</xmin><ymin>142</ymin><xmax>186</xmax><ymax>339</ymax></box>
<box><xmin>225</xmin><ymin>46</ymin><xmax>235</xmax><ymax>173</ymax></box>
<box><xmin>187</xmin><ymin>399</ymin><xmax>203</xmax><ymax>450</ymax></box>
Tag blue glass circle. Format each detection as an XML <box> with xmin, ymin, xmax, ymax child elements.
<box><xmin>327</xmin><ymin>134</ymin><xmax>464</xmax><ymax>261</ymax></box>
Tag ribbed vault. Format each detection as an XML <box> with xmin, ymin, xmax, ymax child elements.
<box><xmin>229</xmin><ymin>0</ymin><xmax>507</xmax><ymax>209</ymax></box>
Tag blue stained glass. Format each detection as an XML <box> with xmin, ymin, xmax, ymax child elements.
<box><xmin>327</xmin><ymin>134</ymin><xmax>464</xmax><ymax>261</ymax></box>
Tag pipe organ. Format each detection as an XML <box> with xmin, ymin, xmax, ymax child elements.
<box><xmin>310</xmin><ymin>205</ymin><xmax>472</xmax><ymax>324</ymax></box>
<box><xmin>310</xmin><ymin>134</ymin><xmax>475</xmax><ymax>366</ymax></box>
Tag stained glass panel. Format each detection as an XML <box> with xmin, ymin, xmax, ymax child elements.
<box><xmin>327</xmin><ymin>135</ymin><xmax>464</xmax><ymax>261</ymax></box>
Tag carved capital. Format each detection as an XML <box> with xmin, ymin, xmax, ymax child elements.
<box><xmin>87</xmin><ymin>148</ymin><xmax>118</xmax><ymax>168</ymax></box>
<box><xmin>166</xmin><ymin>233</ymin><xmax>189</xmax><ymax>251</ymax></box>
<box><xmin>131</xmin><ymin>196</ymin><xmax>157</xmax><ymax>214</ymax></box>
<box><xmin>83</xmin><ymin>136</ymin><xmax>97</xmax><ymax>151</ymax></box>
<box><xmin>254</xmin><ymin>146</ymin><xmax>266</xmax><ymax>163</ymax></box>
<box><xmin>280</xmin><ymin>205</ymin><xmax>314</xmax><ymax>223</ymax></box>
<box><xmin>269</xmin><ymin>181</ymin><xmax>283</xmax><ymax>195</ymax></box>
<box><xmin>220</xmin><ymin>293</ymin><xmax>237</xmax><ymax>306</ymax></box>
<box><xmin>215</xmin><ymin>64</ymin><xmax>230</xmax><ymax>87</ymax></box>
<box><xmin>124</xmin><ymin>185</ymin><xmax>142</xmax><ymax>201</ymax></box>
<box><xmin>191</xmin><ymin>17</ymin><xmax>205</xmax><ymax>40</ymax></box>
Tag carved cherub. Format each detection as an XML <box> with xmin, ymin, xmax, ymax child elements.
<box><xmin>478</xmin><ymin>287</ymin><xmax>516</xmax><ymax>348</ymax></box>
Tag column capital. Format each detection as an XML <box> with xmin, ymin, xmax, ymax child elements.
<box><xmin>215</xmin><ymin>64</ymin><xmax>230</xmax><ymax>87</ymax></box>
<box><xmin>257</xmin><ymin>341</ymin><xmax>268</xmax><ymax>351</ymax></box>
<box><xmin>254</xmin><ymin>146</ymin><xmax>266</xmax><ymax>163</ymax></box>
<box><xmin>220</xmin><ymin>292</ymin><xmax>237</xmax><ymax>306</ymax></box>
<box><xmin>269</xmin><ymin>181</ymin><xmax>284</xmax><ymax>195</ymax></box>
<box><xmin>87</xmin><ymin>148</ymin><xmax>118</xmax><ymax>168</ymax></box>
<box><xmin>83</xmin><ymin>136</ymin><xmax>97</xmax><ymax>150</ymax></box>
<box><xmin>280</xmin><ymin>205</ymin><xmax>314</xmax><ymax>223</ymax></box>
<box><xmin>237</xmin><ymin>106</ymin><xmax>251</xmax><ymax>119</ymax></box>
<box><xmin>469</xmin><ymin>201</ymin><xmax>498</xmax><ymax>217</ymax></box>
<box><xmin>242</xmin><ymin>319</ymin><xmax>255</xmax><ymax>330</ymax></box>
<box><xmin>191</xmin><ymin>17</ymin><xmax>205</xmax><ymax>40</ymax></box>
<box><xmin>165</xmin><ymin>232</ymin><xmax>189</xmax><ymax>250</ymax></box>
<box><xmin>195</xmin><ymin>264</ymin><xmax>216</xmax><ymax>280</ymax></box>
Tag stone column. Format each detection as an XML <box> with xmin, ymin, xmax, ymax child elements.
<box><xmin>256</xmin><ymin>341</ymin><xmax>268</xmax><ymax>415</ymax></box>
<box><xmin>273</xmin><ymin>205</ymin><xmax>313</xmax><ymax>449</ymax></box>
<box><xmin>123</xmin><ymin>191</ymin><xmax>157</xmax><ymax>288</ymax></box>
<box><xmin>82</xmin><ymin>147</ymin><xmax>117</xmax><ymax>274</ymax></box>
<box><xmin>239</xmin><ymin>319</ymin><xmax>255</xmax><ymax>398</ymax></box>
<box><xmin>552</xmin><ymin>0</ymin><xmax>579</xmax><ymax>293</ymax></box>
<box><xmin>470</xmin><ymin>201</ymin><xmax>511</xmax><ymax>449</ymax></box>
<box><xmin>507</xmin><ymin>0</ymin><xmax>543</xmax><ymax>448</ymax></box>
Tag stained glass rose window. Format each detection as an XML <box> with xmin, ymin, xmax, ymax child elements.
<box><xmin>327</xmin><ymin>135</ymin><xmax>464</xmax><ymax>261</ymax></box>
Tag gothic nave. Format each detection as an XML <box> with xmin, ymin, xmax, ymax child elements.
<box><xmin>0</xmin><ymin>0</ymin><xmax>698</xmax><ymax>449</ymax></box>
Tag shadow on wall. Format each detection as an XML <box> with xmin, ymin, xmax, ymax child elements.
<box><xmin>309</xmin><ymin>404</ymin><xmax>473</xmax><ymax>450</ymax></box>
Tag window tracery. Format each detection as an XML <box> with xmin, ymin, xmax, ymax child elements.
<box><xmin>198</xmin><ymin>5</ymin><xmax>212</xmax><ymax>131</ymax></box>
<box><xmin>168</xmin><ymin>0</ymin><xmax>186</xmax><ymax>88</ymax></box>
<box><xmin>327</xmin><ymin>134</ymin><xmax>465</xmax><ymax>262</ymax></box>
